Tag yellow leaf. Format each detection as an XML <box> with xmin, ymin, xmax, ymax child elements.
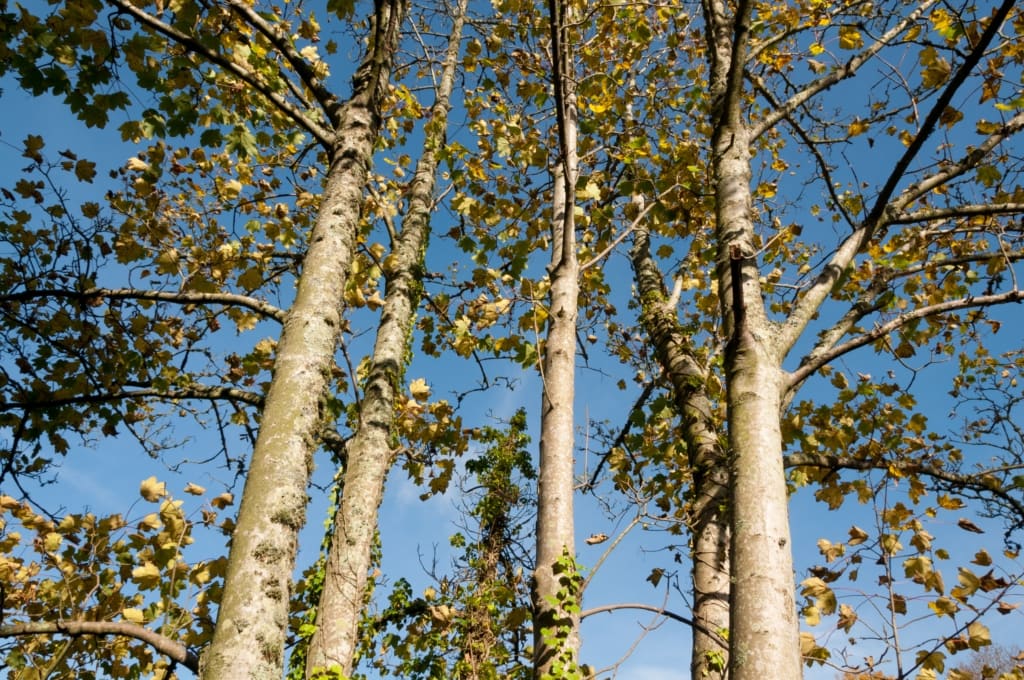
<box><xmin>919</xmin><ymin>47</ymin><xmax>950</xmax><ymax>88</ymax></box>
<box><xmin>837</xmin><ymin>603</ymin><xmax>857</xmax><ymax>632</ymax></box>
<box><xmin>916</xmin><ymin>649</ymin><xmax>945</xmax><ymax>673</ymax></box>
<box><xmin>578</xmin><ymin>179</ymin><xmax>602</xmax><ymax>201</ymax></box>
<box><xmin>809</xmin><ymin>43</ymin><xmax>825</xmax><ymax>56</ymax></box>
<box><xmin>972</xmin><ymin>549</ymin><xmax>992</xmax><ymax>566</ymax></box>
<box><xmin>43</xmin><ymin>532</ymin><xmax>62</xmax><ymax>552</ymax></box>
<box><xmin>139</xmin><ymin>476</ymin><xmax>167</xmax><ymax>502</ymax></box>
<box><xmin>409</xmin><ymin>378</ymin><xmax>431</xmax><ymax>400</ymax></box>
<box><xmin>848</xmin><ymin>118</ymin><xmax>870</xmax><ymax>137</ymax></box>
<box><xmin>222</xmin><ymin>179</ymin><xmax>243</xmax><ymax>200</ymax></box>
<box><xmin>191</xmin><ymin>563</ymin><xmax>212</xmax><ymax>586</ymax></box>
<box><xmin>184</xmin><ymin>482</ymin><xmax>206</xmax><ymax>496</ymax></box>
<box><xmin>967</xmin><ymin>621</ymin><xmax>991</xmax><ymax>650</ymax></box>
<box><xmin>139</xmin><ymin>513</ymin><xmax>161</xmax><ymax>530</ymax></box>
<box><xmin>211</xmin><ymin>492</ymin><xmax>234</xmax><ymax>509</ymax></box>
<box><xmin>132</xmin><ymin>562</ymin><xmax>162</xmax><ymax>590</ymax></box>
<box><xmin>848</xmin><ymin>525</ymin><xmax>868</xmax><ymax>545</ymax></box>
<box><xmin>122</xmin><ymin>608</ymin><xmax>145</xmax><ymax>623</ymax></box>
<box><xmin>125</xmin><ymin>156</ymin><xmax>149</xmax><ymax>172</ymax></box>
<box><xmin>936</xmin><ymin>494</ymin><xmax>965</xmax><ymax>509</ymax></box>
<box><xmin>839</xmin><ymin>25</ymin><xmax>863</xmax><ymax>49</ymax></box>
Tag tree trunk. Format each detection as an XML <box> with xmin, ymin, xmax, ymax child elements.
<box><xmin>713</xmin><ymin>101</ymin><xmax>802</xmax><ymax>680</ymax></box>
<box><xmin>202</xmin><ymin>4</ymin><xmax>404</xmax><ymax>679</ymax></box>
<box><xmin>304</xmin><ymin>2</ymin><xmax>465</xmax><ymax>675</ymax></box>
<box><xmin>531</xmin><ymin>12</ymin><xmax>581</xmax><ymax>663</ymax></box>
<box><xmin>631</xmin><ymin>227</ymin><xmax>730</xmax><ymax>679</ymax></box>
<box><xmin>702</xmin><ymin>0</ymin><xmax>801</xmax><ymax>674</ymax></box>
<box><xmin>532</xmin><ymin>160</ymin><xmax>580</xmax><ymax>678</ymax></box>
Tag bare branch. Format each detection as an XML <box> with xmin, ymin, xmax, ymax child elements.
<box><xmin>0</xmin><ymin>287</ymin><xmax>286</xmax><ymax>323</ymax></box>
<box><xmin>0</xmin><ymin>620</ymin><xmax>199</xmax><ymax>673</ymax></box>
<box><xmin>0</xmin><ymin>384</ymin><xmax>263</xmax><ymax>411</ymax></box>
<box><xmin>887</xmin><ymin>110</ymin><xmax>1024</xmax><ymax>212</ymax></box>
<box><xmin>890</xmin><ymin>202</ymin><xmax>1024</xmax><ymax>225</ymax></box>
<box><xmin>862</xmin><ymin>0</ymin><xmax>1017</xmax><ymax>228</ymax></box>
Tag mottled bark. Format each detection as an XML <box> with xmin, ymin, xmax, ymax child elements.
<box><xmin>304</xmin><ymin>2</ymin><xmax>465</xmax><ymax>675</ymax></box>
<box><xmin>203</xmin><ymin>4</ymin><xmax>404</xmax><ymax>679</ymax></box>
<box><xmin>631</xmin><ymin>226</ymin><xmax>730</xmax><ymax>679</ymax></box>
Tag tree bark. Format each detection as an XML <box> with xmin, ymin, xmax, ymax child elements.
<box><xmin>631</xmin><ymin>226</ymin><xmax>730</xmax><ymax>679</ymax></box>
<box><xmin>532</xmin><ymin>161</ymin><xmax>580</xmax><ymax>679</ymax></box>
<box><xmin>703</xmin><ymin>0</ymin><xmax>802</xmax><ymax>674</ymax></box>
<box><xmin>531</xmin><ymin>4</ymin><xmax>581</xmax><ymax>663</ymax></box>
<box><xmin>304</xmin><ymin>2</ymin><xmax>464</xmax><ymax>675</ymax></box>
<box><xmin>713</xmin><ymin>89</ymin><xmax>802</xmax><ymax>680</ymax></box>
<box><xmin>202</xmin><ymin>4</ymin><xmax>404</xmax><ymax>678</ymax></box>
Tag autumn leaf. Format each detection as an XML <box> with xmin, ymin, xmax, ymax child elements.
<box><xmin>966</xmin><ymin>621</ymin><xmax>991</xmax><ymax>650</ymax></box>
<box><xmin>957</xmin><ymin>517</ymin><xmax>984</xmax><ymax>533</ymax></box>
<box><xmin>847</xmin><ymin>118</ymin><xmax>870</xmax><ymax>137</ymax></box>
<box><xmin>139</xmin><ymin>476</ymin><xmax>167</xmax><ymax>502</ymax></box>
<box><xmin>847</xmin><ymin>525</ymin><xmax>868</xmax><ymax>545</ymax></box>
<box><xmin>409</xmin><ymin>378</ymin><xmax>431</xmax><ymax>400</ymax></box>
<box><xmin>122</xmin><ymin>608</ymin><xmax>145</xmax><ymax>623</ymax></box>
<box><xmin>838</xmin><ymin>25</ymin><xmax>863</xmax><ymax>49</ymax></box>
<box><xmin>210</xmin><ymin>492</ymin><xmax>234</xmax><ymax>509</ymax></box>
<box><xmin>184</xmin><ymin>482</ymin><xmax>206</xmax><ymax>495</ymax></box>
<box><xmin>132</xmin><ymin>562</ymin><xmax>162</xmax><ymax>590</ymax></box>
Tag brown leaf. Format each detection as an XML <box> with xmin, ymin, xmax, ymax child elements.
<box><xmin>956</xmin><ymin>518</ymin><xmax>984</xmax><ymax>534</ymax></box>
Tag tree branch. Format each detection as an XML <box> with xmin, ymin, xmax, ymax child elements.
<box><xmin>776</xmin><ymin>1</ymin><xmax>1019</xmax><ymax>357</ymax></box>
<box><xmin>0</xmin><ymin>384</ymin><xmax>263</xmax><ymax>411</ymax></box>
<box><xmin>750</xmin><ymin>0</ymin><xmax>940</xmax><ymax>140</ymax></box>
<box><xmin>862</xmin><ymin>0</ymin><xmax>1017</xmax><ymax>229</ymax></box>
<box><xmin>106</xmin><ymin>0</ymin><xmax>334</xmax><ymax>149</ymax></box>
<box><xmin>224</xmin><ymin>0</ymin><xmax>342</xmax><ymax>127</ymax></box>
<box><xmin>0</xmin><ymin>287</ymin><xmax>286</xmax><ymax>323</ymax></box>
<box><xmin>0</xmin><ymin>620</ymin><xmax>199</xmax><ymax>673</ymax></box>
<box><xmin>783</xmin><ymin>452</ymin><xmax>1024</xmax><ymax>526</ymax></box>
<box><xmin>785</xmin><ymin>288</ymin><xmax>1024</xmax><ymax>394</ymax></box>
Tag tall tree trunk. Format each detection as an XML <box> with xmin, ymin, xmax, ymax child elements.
<box><xmin>713</xmin><ymin>61</ymin><xmax>802</xmax><ymax>680</ymax></box>
<box><xmin>703</xmin><ymin>0</ymin><xmax>801</xmax><ymax>675</ymax></box>
<box><xmin>631</xmin><ymin>225</ymin><xmax>730</xmax><ymax>679</ymax></box>
<box><xmin>304</xmin><ymin>2</ymin><xmax>465</xmax><ymax>675</ymax></box>
<box><xmin>203</xmin><ymin>4</ymin><xmax>404</xmax><ymax>678</ymax></box>
<box><xmin>532</xmin><ymin>1</ymin><xmax>580</xmax><ymax>665</ymax></box>
<box><xmin>532</xmin><ymin>161</ymin><xmax>580</xmax><ymax>678</ymax></box>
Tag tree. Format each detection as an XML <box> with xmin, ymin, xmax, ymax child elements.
<box><xmin>301</xmin><ymin>0</ymin><xmax>468</xmax><ymax>674</ymax></box>
<box><xmin>357</xmin><ymin>409</ymin><xmax>535</xmax><ymax>679</ymax></box>
<box><xmin>531</xmin><ymin>0</ymin><xmax>583</xmax><ymax>677</ymax></box>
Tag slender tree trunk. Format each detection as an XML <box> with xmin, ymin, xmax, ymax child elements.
<box><xmin>202</xmin><ymin>5</ymin><xmax>404</xmax><ymax>679</ymax></box>
<box><xmin>304</xmin><ymin>2</ymin><xmax>465</xmax><ymax>675</ymax></box>
<box><xmin>713</xmin><ymin>76</ymin><xmax>802</xmax><ymax>680</ymax></box>
<box><xmin>631</xmin><ymin>226</ymin><xmax>730</xmax><ymax>679</ymax></box>
<box><xmin>702</xmin><ymin>0</ymin><xmax>801</xmax><ymax>674</ymax></box>
<box><xmin>532</xmin><ymin>156</ymin><xmax>580</xmax><ymax>678</ymax></box>
<box><xmin>532</xmin><ymin>4</ymin><xmax>580</xmax><ymax>663</ymax></box>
